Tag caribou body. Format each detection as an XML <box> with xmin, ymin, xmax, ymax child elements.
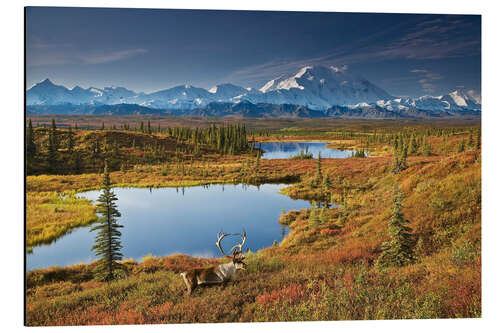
<box><xmin>180</xmin><ymin>231</ymin><xmax>247</xmax><ymax>295</ymax></box>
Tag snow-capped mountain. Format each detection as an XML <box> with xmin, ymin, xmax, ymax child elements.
<box><xmin>373</xmin><ymin>89</ymin><xmax>481</xmax><ymax>113</ymax></box>
<box><xmin>26</xmin><ymin>66</ymin><xmax>481</xmax><ymax>117</ymax></box>
<box><xmin>208</xmin><ymin>83</ymin><xmax>250</xmax><ymax>101</ymax></box>
<box><xmin>27</xmin><ymin>79</ymin><xmax>140</xmax><ymax>106</ymax></box>
<box><xmin>245</xmin><ymin>65</ymin><xmax>393</xmax><ymax>109</ymax></box>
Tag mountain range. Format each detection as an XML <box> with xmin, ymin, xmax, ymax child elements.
<box><xmin>26</xmin><ymin>65</ymin><xmax>481</xmax><ymax>118</ymax></box>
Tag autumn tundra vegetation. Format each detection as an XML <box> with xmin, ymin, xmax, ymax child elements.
<box><xmin>25</xmin><ymin>116</ymin><xmax>481</xmax><ymax>325</ymax></box>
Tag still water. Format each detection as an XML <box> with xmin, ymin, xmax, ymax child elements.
<box><xmin>258</xmin><ymin>141</ymin><xmax>358</xmax><ymax>159</ymax></box>
<box><xmin>27</xmin><ymin>184</ymin><xmax>310</xmax><ymax>270</ymax></box>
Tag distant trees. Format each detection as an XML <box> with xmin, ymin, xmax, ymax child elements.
<box><xmin>26</xmin><ymin>119</ymin><xmax>37</xmax><ymax>173</ymax></box>
<box><xmin>352</xmin><ymin>149</ymin><xmax>367</xmax><ymax>158</ymax></box>
<box><xmin>66</xmin><ymin>127</ymin><xmax>75</xmax><ymax>154</ymax></box>
<box><xmin>376</xmin><ymin>185</ymin><xmax>415</xmax><ymax>269</ymax></box>
<box><xmin>26</xmin><ymin>119</ymin><xmax>37</xmax><ymax>160</ymax></box>
<box><xmin>91</xmin><ymin>163</ymin><xmax>124</xmax><ymax>281</ymax></box>
<box><xmin>167</xmin><ymin>123</ymin><xmax>249</xmax><ymax>155</ymax></box>
<box><xmin>46</xmin><ymin>119</ymin><xmax>59</xmax><ymax>173</ymax></box>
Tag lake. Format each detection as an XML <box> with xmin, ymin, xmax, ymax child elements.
<box><xmin>258</xmin><ymin>141</ymin><xmax>358</xmax><ymax>159</ymax></box>
<box><xmin>27</xmin><ymin>184</ymin><xmax>310</xmax><ymax>271</ymax></box>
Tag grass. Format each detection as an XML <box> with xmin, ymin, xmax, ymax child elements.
<box><xmin>26</xmin><ymin>191</ymin><xmax>97</xmax><ymax>250</ymax></box>
<box><xmin>25</xmin><ymin>122</ymin><xmax>481</xmax><ymax>324</ymax></box>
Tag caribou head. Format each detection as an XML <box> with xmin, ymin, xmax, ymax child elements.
<box><xmin>180</xmin><ymin>230</ymin><xmax>247</xmax><ymax>295</ymax></box>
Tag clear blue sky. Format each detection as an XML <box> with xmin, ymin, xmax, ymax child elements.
<box><xmin>26</xmin><ymin>7</ymin><xmax>481</xmax><ymax>97</ymax></box>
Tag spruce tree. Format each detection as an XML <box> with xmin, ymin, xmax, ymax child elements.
<box><xmin>46</xmin><ymin>125</ymin><xmax>58</xmax><ymax>173</ymax></box>
<box><xmin>319</xmin><ymin>206</ymin><xmax>329</xmax><ymax>225</ymax></box>
<box><xmin>26</xmin><ymin>119</ymin><xmax>36</xmax><ymax>157</ymax></box>
<box><xmin>255</xmin><ymin>150</ymin><xmax>261</xmax><ymax>173</ymax></box>
<box><xmin>50</xmin><ymin>119</ymin><xmax>59</xmax><ymax>149</ymax></box>
<box><xmin>71</xmin><ymin>149</ymin><xmax>83</xmax><ymax>174</ymax></box>
<box><xmin>423</xmin><ymin>139</ymin><xmax>431</xmax><ymax>156</ymax></box>
<box><xmin>67</xmin><ymin>127</ymin><xmax>75</xmax><ymax>153</ymax></box>
<box><xmin>322</xmin><ymin>173</ymin><xmax>331</xmax><ymax>191</ymax></box>
<box><xmin>310</xmin><ymin>201</ymin><xmax>320</xmax><ymax>227</ymax></box>
<box><xmin>26</xmin><ymin>119</ymin><xmax>37</xmax><ymax>173</ymax></box>
<box><xmin>392</xmin><ymin>150</ymin><xmax>400</xmax><ymax>174</ymax></box>
<box><xmin>458</xmin><ymin>139</ymin><xmax>465</xmax><ymax>153</ymax></box>
<box><xmin>400</xmin><ymin>145</ymin><xmax>408</xmax><ymax>170</ymax></box>
<box><xmin>376</xmin><ymin>185</ymin><xmax>415</xmax><ymax>268</ymax></box>
<box><xmin>91</xmin><ymin>163</ymin><xmax>123</xmax><ymax>281</ymax></box>
<box><xmin>315</xmin><ymin>152</ymin><xmax>322</xmax><ymax>185</ymax></box>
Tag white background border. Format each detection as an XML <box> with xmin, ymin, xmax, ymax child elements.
<box><xmin>1</xmin><ymin>1</ymin><xmax>498</xmax><ymax>332</ymax></box>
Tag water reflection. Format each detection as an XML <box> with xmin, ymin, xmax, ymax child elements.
<box><xmin>258</xmin><ymin>141</ymin><xmax>360</xmax><ymax>159</ymax></box>
<box><xmin>27</xmin><ymin>184</ymin><xmax>311</xmax><ymax>270</ymax></box>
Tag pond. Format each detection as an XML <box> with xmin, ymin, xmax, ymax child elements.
<box><xmin>27</xmin><ymin>184</ymin><xmax>310</xmax><ymax>271</ymax></box>
<box><xmin>257</xmin><ymin>141</ymin><xmax>360</xmax><ymax>159</ymax></box>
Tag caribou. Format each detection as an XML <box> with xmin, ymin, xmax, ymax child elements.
<box><xmin>180</xmin><ymin>230</ymin><xmax>247</xmax><ymax>295</ymax></box>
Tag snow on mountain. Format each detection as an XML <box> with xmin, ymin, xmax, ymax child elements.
<box><xmin>208</xmin><ymin>83</ymin><xmax>249</xmax><ymax>101</ymax></box>
<box><xmin>143</xmin><ymin>84</ymin><xmax>214</xmax><ymax>109</ymax></box>
<box><xmin>26</xmin><ymin>72</ymin><xmax>481</xmax><ymax>115</ymax></box>
<box><xmin>26</xmin><ymin>79</ymin><xmax>140</xmax><ymax>106</ymax></box>
<box><xmin>372</xmin><ymin>89</ymin><xmax>481</xmax><ymax>113</ymax></box>
<box><xmin>252</xmin><ymin>65</ymin><xmax>393</xmax><ymax>109</ymax></box>
<box><xmin>27</xmin><ymin>79</ymin><xmax>74</xmax><ymax>105</ymax></box>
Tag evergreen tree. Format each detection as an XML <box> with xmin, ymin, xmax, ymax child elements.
<box><xmin>26</xmin><ymin>119</ymin><xmax>36</xmax><ymax>157</ymax></box>
<box><xmin>315</xmin><ymin>152</ymin><xmax>322</xmax><ymax>185</ymax></box>
<box><xmin>458</xmin><ymin>139</ymin><xmax>465</xmax><ymax>153</ymax></box>
<box><xmin>376</xmin><ymin>186</ymin><xmax>415</xmax><ymax>269</ymax></box>
<box><xmin>26</xmin><ymin>119</ymin><xmax>37</xmax><ymax>173</ymax></box>
<box><xmin>255</xmin><ymin>150</ymin><xmax>261</xmax><ymax>172</ymax></box>
<box><xmin>409</xmin><ymin>135</ymin><xmax>417</xmax><ymax>154</ymax></box>
<box><xmin>400</xmin><ymin>145</ymin><xmax>408</xmax><ymax>170</ymax></box>
<box><xmin>309</xmin><ymin>201</ymin><xmax>320</xmax><ymax>227</ymax></box>
<box><xmin>423</xmin><ymin>139</ymin><xmax>431</xmax><ymax>156</ymax></box>
<box><xmin>392</xmin><ymin>150</ymin><xmax>400</xmax><ymax>174</ymax></box>
<box><xmin>50</xmin><ymin>119</ymin><xmax>59</xmax><ymax>149</ymax></box>
<box><xmin>91</xmin><ymin>163</ymin><xmax>123</xmax><ymax>281</ymax></box>
<box><xmin>67</xmin><ymin>127</ymin><xmax>75</xmax><ymax>153</ymax></box>
<box><xmin>147</xmin><ymin>120</ymin><xmax>151</xmax><ymax>134</ymax></box>
<box><xmin>476</xmin><ymin>130</ymin><xmax>481</xmax><ymax>150</ymax></box>
<box><xmin>46</xmin><ymin>124</ymin><xmax>58</xmax><ymax>173</ymax></box>
<box><xmin>101</xmin><ymin>122</ymin><xmax>105</xmax><ymax>130</ymax></box>
<box><xmin>71</xmin><ymin>149</ymin><xmax>83</xmax><ymax>174</ymax></box>
<box><xmin>322</xmin><ymin>173</ymin><xmax>331</xmax><ymax>192</ymax></box>
<box><xmin>342</xmin><ymin>183</ymin><xmax>349</xmax><ymax>214</ymax></box>
<box><xmin>319</xmin><ymin>206</ymin><xmax>329</xmax><ymax>225</ymax></box>
<box><xmin>468</xmin><ymin>131</ymin><xmax>474</xmax><ymax>149</ymax></box>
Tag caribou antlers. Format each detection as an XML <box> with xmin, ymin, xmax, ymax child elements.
<box><xmin>216</xmin><ymin>231</ymin><xmax>231</xmax><ymax>257</ymax></box>
<box><xmin>216</xmin><ymin>229</ymin><xmax>247</xmax><ymax>258</ymax></box>
<box><xmin>230</xmin><ymin>230</ymin><xmax>246</xmax><ymax>255</ymax></box>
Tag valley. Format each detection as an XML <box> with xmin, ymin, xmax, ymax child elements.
<box><xmin>25</xmin><ymin>117</ymin><xmax>481</xmax><ymax>324</ymax></box>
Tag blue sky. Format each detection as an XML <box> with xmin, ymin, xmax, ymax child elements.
<box><xmin>26</xmin><ymin>7</ymin><xmax>481</xmax><ymax>97</ymax></box>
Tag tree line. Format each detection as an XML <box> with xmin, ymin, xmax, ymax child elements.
<box><xmin>26</xmin><ymin>119</ymin><xmax>251</xmax><ymax>175</ymax></box>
